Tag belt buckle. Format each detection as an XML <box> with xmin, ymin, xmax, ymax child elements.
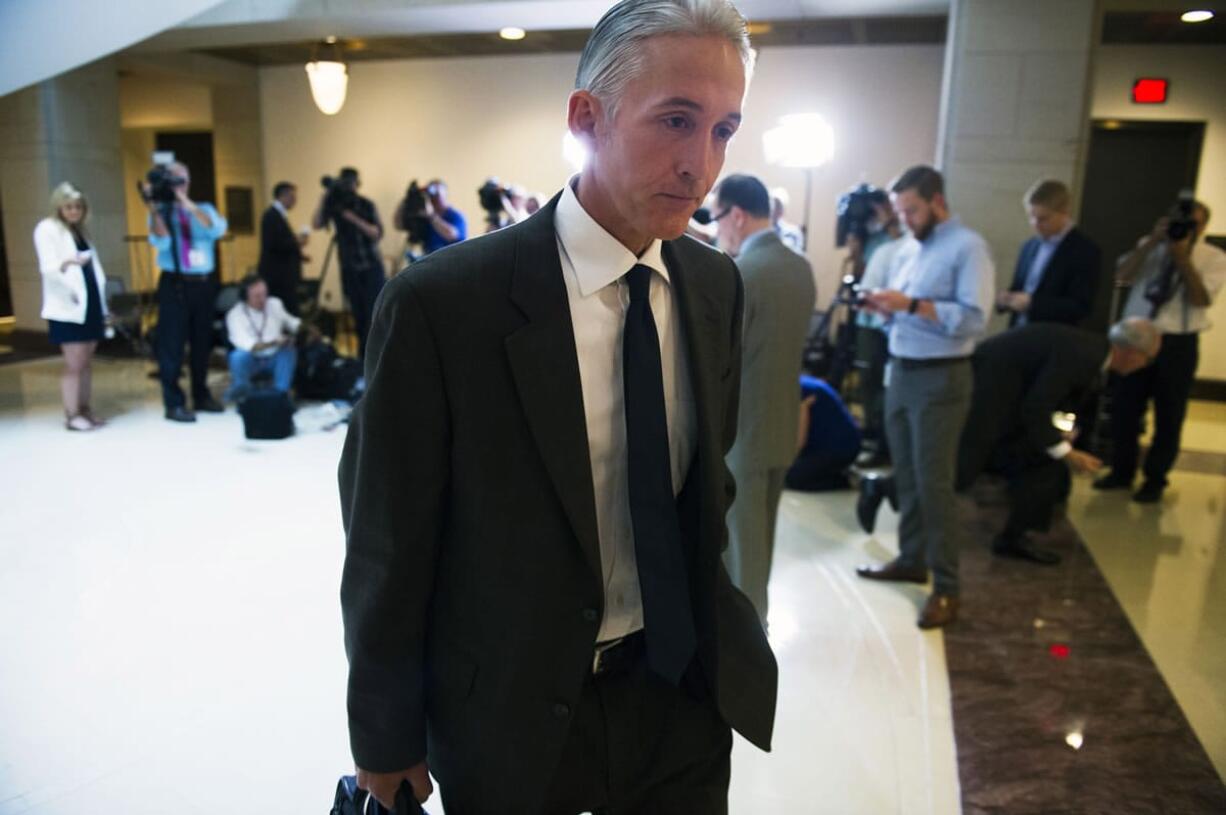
<box><xmin>592</xmin><ymin>636</ymin><xmax>624</xmax><ymax>675</ymax></box>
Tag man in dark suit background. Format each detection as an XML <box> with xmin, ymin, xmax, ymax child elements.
<box><xmin>712</xmin><ymin>173</ymin><xmax>815</xmax><ymax>624</ymax></box>
<box><xmin>956</xmin><ymin>318</ymin><xmax>1159</xmax><ymax>563</ymax></box>
<box><xmin>997</xmin><ymin>179</ymin><xmax>1101</xmax><ymax>328</ymax></box>
<box><xmin>338</xmin><ymin>2</ymin><xmax>776</xmax><ymax>813</ymax></box>
<box><xmin>257</xmin><ymin>181</ymin><xmax>308</xmax><ymax>315</ymax></box>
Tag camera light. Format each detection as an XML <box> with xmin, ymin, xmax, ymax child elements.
<box><xmin>763</xmin><ymin>113</ymin><xmax>835</xmax><ymax>169</ymax></box>
<box><xmin>306</xmin><ymin>60</ymin><xmax>348</xmax><ymax>115</ymax></box>
<box><xmin>500</xmin><ymin>27</ymin><xmax>527</xmax><ymax>41</ymax></box>
<box><xmin>1180</xmin><ymin>10</ymin><xmax>1214</xmax><ymax>23</ymax></box>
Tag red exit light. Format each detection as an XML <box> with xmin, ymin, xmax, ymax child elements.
<box><xmin>1132</xmin><ymin>78</ymin><xmax>1169</xmax><ymax>104</ymax></box>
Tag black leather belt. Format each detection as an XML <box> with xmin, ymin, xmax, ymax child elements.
<box><xmin>160</xmin><ymin>270</ymin><xmax>212</xmax><ymax>281</ymax></box>
<box><xmin>890</xmin><ymin>355</ymin><xmax>970</xmax><ymax>370</ymax></box>
<box><xmin>591</xmin><ymin>631</ymin><xmax>645</xmax><ymax>677</ymax></box>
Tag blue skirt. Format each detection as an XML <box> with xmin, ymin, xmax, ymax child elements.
<box><xmin>48</xmin><ymin>262</ymin><xmax>105</xmax><ymax>344</ymax></box>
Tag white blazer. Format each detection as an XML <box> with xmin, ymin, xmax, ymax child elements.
<box><xmin>33</xmin><ymin>217</ymin><xmax>109</xmax><ymax>324</ymax></box>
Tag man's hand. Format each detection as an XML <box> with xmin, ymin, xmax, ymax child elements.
<box><xmin>357</xmin><ymin>762</ymin><xmax>432</xmax><ymax>809</ymax></box>
<box><xmin>864</xmin><ymin>289</ymin><xmax>911</xmax><ymax>314</ymax></box>
<box><xmin>996</xmin><ymin>291</ymin><xmax>1030</xmax><ymax>313</ymax></box>
<box><xmin>1065</xmin><ymin>449</ymin><xmax>1103</xmax><ymax>474</ymax></box>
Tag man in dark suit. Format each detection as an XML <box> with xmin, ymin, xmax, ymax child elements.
<box><xmin>338</xmin><ymin>3</ymin><xmax>776</xmax><ymax>814</ymax></box>
<box><xmin>956</xmin><ymin>318</ymin><xmax>1159</xmax><ymax>563</ymax></box>
<box><xmin>257</xmin><ymin>181</ymin><xmax>308</xmax><ymax>315</ymax></box>
<box><xmin>997</xmin><ymin>179</ymin><xmax>1101</xmax><ymax>328</ymax></box>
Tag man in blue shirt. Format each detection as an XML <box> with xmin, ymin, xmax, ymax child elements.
<box><xmin>856</xmin><ymin>165</ymin><xmax>994</xmax><ymax>629</ymax></box>
<box><xmin>422</xmin><ymin>180</ymin><xmax>467</xmax><ymax>255</ymax></box>
<box><xmin>145</xmin><ymin>161</ymin><xmax>229</xmax><ymax>422</ymax></box>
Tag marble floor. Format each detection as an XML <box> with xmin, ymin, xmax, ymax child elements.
<box><xmin>0</xmin><ymin>356</ymin><xmax>958</xmax><ymax>815</ymax></box>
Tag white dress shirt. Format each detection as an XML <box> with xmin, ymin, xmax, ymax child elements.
<box><xmin>555</xmin><ymin>179</ymin><xmax>698</xmax><ymax>643</ymax></box>
<box><xmin>1122</xmin><ymin>240</ymin><xmax>1226</xmax><ymax>334</ymax></box>
<box><xmin>225</xmin><ymin>297</ymin><xmax>301</xmax><ymax>355</ymax></box>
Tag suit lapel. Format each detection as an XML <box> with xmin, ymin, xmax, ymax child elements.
<box><xmin>504</xmin><ymin>197</ymin><xmax>603</xmax><ymax>581</ymax></box>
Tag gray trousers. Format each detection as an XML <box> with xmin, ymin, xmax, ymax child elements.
<box><xmin>724</xmin><ymin>466</ymin><xmax>789</xmax><ymax>622</ymax></box>
<box><xmin>884</xmin><ymin>360</ymin><xmax>972</xmax><ymax>596</ymax></box>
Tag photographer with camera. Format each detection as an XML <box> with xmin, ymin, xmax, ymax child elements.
<box><xmin>1094</xmin><ymin>196</ymin><xmax>1226</xmax><ymax>503</ymax></box>
<box><xmin>143</xmin><ymin>160</ymin><xmax>228</xmax><ymax>423</ymax></box>
<box><xmin>479</xmin><ymin>181</ymin><xmax>530</xmax><ymax>233</ymax></box>
<box><xmin>312</xmin><ymin>167</ymin><xmax>384</xmax><ymax>359</ymax></box>
<box><xmin>395</xmin><ymin>179</ymin><xmax>466</xmax><ymax>256</ymax></box>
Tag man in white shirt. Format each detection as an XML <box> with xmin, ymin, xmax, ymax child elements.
<box><xmin>224</xmin><ymin>274</ymin><xmax>302</xmax><ymax>401</ymax></box>
<box><xmin>1096</xmin><ymin>199</ymin><xmax>1226</xmax><ymax>503</ymax></box>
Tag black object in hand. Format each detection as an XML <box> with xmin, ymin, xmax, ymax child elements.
<box><xmin>331</xmin><ymin>776</ymin><xmax>426</xmax><ymax>815</ymax></box>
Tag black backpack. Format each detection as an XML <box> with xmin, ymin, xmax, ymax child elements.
<box><xmin>296</xmin><ymin>340</ymin><xmax>364</xmax><ymax>403</ymax></box>
<box><xmin>238</xmin><ymin>391</ymin><xmax>295</xmax><ymax>440</ymax></box>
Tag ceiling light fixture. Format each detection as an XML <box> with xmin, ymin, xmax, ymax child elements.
<box><xmin>306</xmin><ymin>39</ymin><xmax>348</xmax><ymax>116</ymax></box>
<box><xmin>1180</xmin><ymin>10</ymin><xmax>1214</xmax><ymax>23</ymax></box>
<box><xmin>500</xmin><ymin>27</ymin><xmax>527</xmax><ymax>41</ymax></box>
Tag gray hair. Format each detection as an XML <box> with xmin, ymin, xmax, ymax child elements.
<box><xmin>576</xmin><ymin>0</ymin><xmax>754</xmax><ymax>115</ymax></box>
<box><xmin>1109</xmin><ymin>317</ymin><xmax>1160</xmax><ymax>357</ymax></box>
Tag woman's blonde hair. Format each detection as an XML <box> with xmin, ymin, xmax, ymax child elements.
<box><xmin>49</xmin><ymin>182</ymin><xmax>89</xmax><ymax>235</ymax></box>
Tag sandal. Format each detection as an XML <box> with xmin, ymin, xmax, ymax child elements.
<box><xmin>66</xmin><ymin>414</ymin><xmax>95</xmax><ymax>432</ymax></box>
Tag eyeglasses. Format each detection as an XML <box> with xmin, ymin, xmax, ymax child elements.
<box><xmin>711</xmin><ymin>207</ymin><xmax>732</xmax><ymax>222</ymax></box>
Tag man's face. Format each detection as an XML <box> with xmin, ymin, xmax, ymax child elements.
<box><xmin>281</xmin><ymin>188</ymin><xmax>298</xmax><ymax>210</ymax></box>
<box><xmin>169</xmin><ymin>162</ymin><xmax>191</xmax><ymax>197</ymax></box>
<box><xmin>1027</xmin><ymin>203</ymin><xmax>1069</xmax><ymax>240</ymax></box>
<box><xmin>579</xmin><ymin>35</ymin><xmax>746</xmax><ymax>247</ymax></box>
<box><xmin>428</xmin><ymin>183</ymin><xmax>447</xmax><ymax>210</ymax></box>
<box><xmin>892</xmin><ymin>189</ymin><xmax>938</xmax><ymax>241</ymax></box>
<box><xmin>871</xmin><ymin>201</ymin><xmax>896</xmax><ymax>231</ymax></box>
<box><xmin>247</xmin><ymin>281</ymin><xmax>268</xmax><ymax>311</ymax></box>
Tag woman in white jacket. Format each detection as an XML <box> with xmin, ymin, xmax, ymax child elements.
<box><xmin>33</xmin><ymin>183</ymin><xmax>109</xmax><ymax>431</ymax></box>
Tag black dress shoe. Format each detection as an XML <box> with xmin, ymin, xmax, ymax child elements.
<box><xmin>1133</xmin><ymin>481</ymin><xmax>1165</xmax><ymax>503</ymax></box>
<box><xmin>857</xmin><ymin>476</ymin><xmax>888</xmax><ymax>534</ymax></box>
<box><xmin>194</xmin><ymin>396</ymin><xmax>225</xmax><ymax>413</ymax></box>
<box><xmin>1093</xmin><ymin>472</ymin><xmax>1132</xmax><ymax>491</ymax></box>
<box><xmin>992</xmin><ymin>535</ymin><xmax>1061</xmax><ymax>565</ymax></box>
<box><xmin>165</xmin><ymin>406</ymin><xmax>197</xmax><ymax>423</ymax></box>
<box><xmin>856</xmin><ymin>558</ymin><xmax>928</xmax><ymax>584</ymax></box>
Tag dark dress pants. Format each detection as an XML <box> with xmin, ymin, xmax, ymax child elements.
<box><xmin>855</xmin><ymin>327</ymin><xmax>890</xmax><ymax>453</ymax></box>
<box><xmin>990</xmin><ymin>443</ymin><xmax>1071</xmax><ymax>541</ymax></box>
<box><xmin>539</xmin><ymin>659</ymin><xmax>732</xmax><ymax>815</ymax></box>
<box><xmin>156</xmin><ymin>272</ymin><xmax>217</xmax><ymax>409</ymax></box>
<box><xmin>263</xmin><ymin>268</ymin><xmax>301</xmax><ymax>316</ymax></box>
<box><xmin>1109</xmin><ymin>332</ymin><xmax>1199</xmax><ymax>486</ymax></box>
<box><xmin>341</xmin><ymin>263</ymin><xmax>385</xmax><ymax>360</ymax></box>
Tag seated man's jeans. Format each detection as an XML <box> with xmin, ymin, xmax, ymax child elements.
<box><xmin>227</xmin><ymin>346</ymin><xmax>297</xmax><ymax>397</ymax></box>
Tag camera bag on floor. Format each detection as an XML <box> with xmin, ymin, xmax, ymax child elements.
<box><xmin>296</xmin><ymin>339</ymin><xmax>364</xmax><ymax>403</ymax></box>
<box><xmin>238</xmin><ymin>390</ymin><xmax>295</xmax><ymax>440</ymax></box>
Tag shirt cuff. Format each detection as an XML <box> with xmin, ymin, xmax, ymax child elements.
<box><xmin>1047</xmin><ymin>440</ymin><xmax>1072</xmax><ymax>460</ymax></box>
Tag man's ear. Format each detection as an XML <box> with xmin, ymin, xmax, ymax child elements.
<box><xmin>568</xmin><ymin>90</ymin><xmax>606</xmax><ymax>155</ymax></box>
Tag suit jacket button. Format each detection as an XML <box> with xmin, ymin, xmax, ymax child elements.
<box><xmin>582</xmin><ymin>608</ymin><xmax>599</xmax><ymax>623</ymax></box>
<box><xmin>552</xmin><ymin>703</ymin><xmax>571</xmax><ymax>719</ymax></box>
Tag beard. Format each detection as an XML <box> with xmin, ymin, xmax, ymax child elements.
<box><xmin>911</xmin><ymin>213</ymin><xmax>937</xmax><ymax>242</ymax></box>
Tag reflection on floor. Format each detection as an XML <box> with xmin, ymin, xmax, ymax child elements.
<box><xmin>0</xmin><ymin>357</ymin><xmax>959</xmax><ymax>815</ymax></box>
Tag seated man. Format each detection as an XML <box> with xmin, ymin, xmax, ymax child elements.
<box><xmin>786</xmin><ymin>375</ymin><xmax>861</xmax><ymax>492</ymax></box>
<box><xmin>857</xmin><ymin>319</ymin><xmax>1160</xmax><ymax>562</ymax></box>
<box><xmin>224</xmin><ymin>274</ymin><xmax>302</xmax><ymax>401</ymax></box>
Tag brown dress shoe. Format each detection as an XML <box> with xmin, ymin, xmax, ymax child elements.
<box><xmin>917</xmin><ymin>594</ymin><xmax>959</xmax><ymax>629</ymax></box>
<box><xmin>855</xmin><ymin>558</ymin><xmax>928</xmax><ymax>584</ymax></box>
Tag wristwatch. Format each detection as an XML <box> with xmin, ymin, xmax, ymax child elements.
<box><xmin>908</xmin><ymin>297</ymin><xmax>921</xmax><ymax>314</ymax></box>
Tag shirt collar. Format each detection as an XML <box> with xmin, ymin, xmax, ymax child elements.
<box><xmin>272</xmin><ymin>200</ymin><xmax>287</xmax><ymax>217</ymax></box>
<box><xmin>556</xmin><ymin>176</ymin><xmax>668</xmax><ymax>298</ymax></box>
<box><xmin>739</xmin><ymin>227</ymin><xmax>776</xmax><ymax>255</ymax></box>
<box><xmin>1045</xmin><ymin>222</ymin><xmax>1074</xmax><ymax>246</ymax></box>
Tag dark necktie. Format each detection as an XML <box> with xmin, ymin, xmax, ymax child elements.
<box><xmin>623</xmin><ymin>264</ymin><xmax>696</xmax><ymax>685</ymax></box>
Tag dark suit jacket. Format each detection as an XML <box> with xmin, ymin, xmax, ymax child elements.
<box><xmin>338</xmin><ymin>195</ymin><xmax>777</xmax><ymax>814</ymax></box>
<box><xmin>1006</xmin><ymin>227</ymin><xmax>1101</xmax><ymax>327</ymax></box>
<box><xmin>257</xmin><ymin>205</ymin><xmax>302</xmax><ymax>295</ymax></box>
<box><xmin>957</xmin><ymin>323</ymin><xmax>1108</xmax><ymax>490</ymax></box>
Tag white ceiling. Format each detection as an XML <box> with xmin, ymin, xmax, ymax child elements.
<box><xmin>131</xmin><ymin>0</ymin><xmax>950</xmax><ymax>52</ymax></box>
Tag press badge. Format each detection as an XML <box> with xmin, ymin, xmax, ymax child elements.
<box><xmin>883</xmin><ymin>360</ymin><xmax>893</xmax><ymax>388</ymax></box>
<box><xmin>188</xmin><ymin>248</ymin><xmax>207</xmax><ymax>268</ymax></box>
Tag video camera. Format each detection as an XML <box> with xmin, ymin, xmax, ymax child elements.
<box><xmin>320</xmin><ymin>173</ymin><xmax>359</xmax><ymax>223</ymax></box>
<box><xmin>400</xmin><ymin>181</ymin><xmax>431</xmax><ymax>245</ymax></box>
<box><xmin>1166</xmin><ymin>189</ymin><xmax>1197</xmax><ymax>242</ymax></box>
<box><xmin>478</xmin><ymin>179</ymin><xmax>509</xmax><ymax>226</ymax></box>
<box><xmin>141</xmin><ymin>164</ymin><xmax>186</xmax><ymax>205</ymax></box>
<box><xmin>835</xmin><ymin>183</ymin><xmax>889</xmax><ymax>248</ymax></box>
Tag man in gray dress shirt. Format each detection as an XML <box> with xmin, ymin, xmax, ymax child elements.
<box><xmin>857</xmin><ymin>165</ymin><xmax>994</xmax><ymax>629</ymax></box>
<box><xmin>713</xmin><ymin>173</ymin><xmax>815</xmax><ymax>624</ymax></box>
